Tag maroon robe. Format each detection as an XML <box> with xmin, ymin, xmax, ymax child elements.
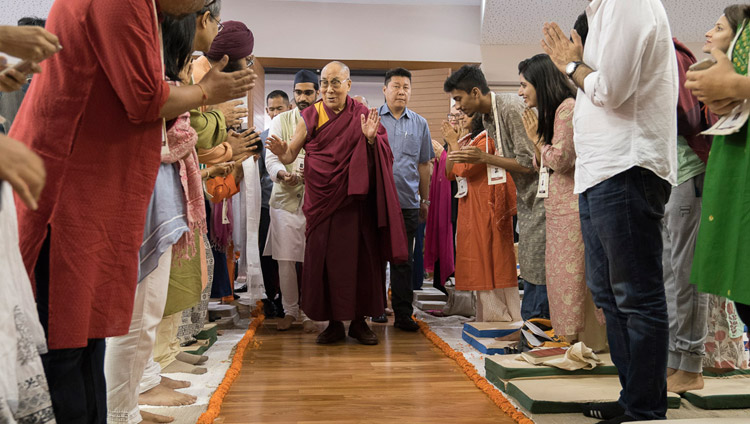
<box><xmin>300</xmin><ymin>97</ymin><xmax>407</xmax><ymax>321</ymax></box>
<box><xmin>9</xmin><ymin>0</ymin><xmax>168</xmax><ymax>349</ymax></box>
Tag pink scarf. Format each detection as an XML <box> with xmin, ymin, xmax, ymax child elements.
<box><xmin>161</xmin><ymin>91</ymin><xmax>207</xmax><ymax>260</ymax></box>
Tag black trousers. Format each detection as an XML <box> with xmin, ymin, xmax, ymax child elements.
<box><xmin>259</xmin><ymin>206</ymin><xmax>279</xmax><ymax>300</ymax></box>
<box><xmin>390</xmin><ymin>208</ymin><xmax>419</xmax><ymax>318</ymax></box>
<box><xmin>35</xmin><ymin>228</ymin><xmax>107</xmax><ymax>424</ymax></box>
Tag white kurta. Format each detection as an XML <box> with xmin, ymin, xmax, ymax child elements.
<box><xmin>263</xmin><ymin>110</ymin><xmax>307</xmax><ymax>263</ymax></box>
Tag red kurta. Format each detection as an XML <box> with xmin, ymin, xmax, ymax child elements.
<box><xmin>300</xmin><ymin>97</ymin><xmax>407</xmax><ymax>321</ymax></box>
<box><xmin>9</xmin><ymin>0</ymin><xmax>169</xmax><ymax>349</ymax></box>
<box><xmin>448</xmin><ymin>131</ymin><xmax>517</xmax><ymax>291</ymax></box>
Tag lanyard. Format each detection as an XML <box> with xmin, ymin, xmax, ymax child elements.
<box><xmin>152</xmin><ymin>0</ymin><xmax>169</xmax><ymax>155</ymax></box>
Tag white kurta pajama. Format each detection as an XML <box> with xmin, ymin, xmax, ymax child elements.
<box><xmin>264</xmin><ymin>108</ymin><xmax>308</xmax><ymax>319</ymax></box>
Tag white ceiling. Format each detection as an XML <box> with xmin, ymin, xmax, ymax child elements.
<box><xmin>480</xmin><ymin>0</ymin><xmax>737</xmax><ymax>45</ymax></box>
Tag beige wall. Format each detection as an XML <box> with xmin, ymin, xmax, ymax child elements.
<box><xmin>221</xmin><ymin>0</ymin><xmax>482</xmax><ymax>63</ymax></box>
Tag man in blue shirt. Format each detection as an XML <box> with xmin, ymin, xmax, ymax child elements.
<box><xmin>378</xmin><ymin>68</ymin><xmax>434</xmax><ymax>331</ymax></box>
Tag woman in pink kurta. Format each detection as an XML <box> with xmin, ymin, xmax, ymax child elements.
<box><xmin>519</xmin><ymin>55</ymin><xmax>605</xmax><ymax>346</ymax></box>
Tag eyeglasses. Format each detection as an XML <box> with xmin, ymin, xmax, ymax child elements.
<box><xmin>447</xmin><ymin>112</ymin><xmax>465</xmax><ymax>121</ymax></box>
<box><xmin>208</xmin><ymin>13</ymin><xmax>223</xmax><ymax>32</ymax></box>
<box><xmin>319</xmin><ymin>78</ymin><xmax>349</xmax><ymax>90</ymax></box>
<box><xmin>294</xmin><ymin>89</ymin><xmax>316</xmax><ymax>96</ymax></box>
<box><xmin>245</xmin><ymin>56</ymin><xmax>254</xmax><ymax>69</ymax></box>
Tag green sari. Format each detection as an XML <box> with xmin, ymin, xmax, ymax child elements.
<box><xmin>690</xmin><ymin>24</ymin><xmax>750</xmax><ymax>304</ymax></box>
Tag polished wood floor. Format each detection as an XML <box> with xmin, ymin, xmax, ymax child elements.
<box><xmin>217</xmin><ymin>318</ymin><xmax>516</xmax><ymax>424</ymax></box>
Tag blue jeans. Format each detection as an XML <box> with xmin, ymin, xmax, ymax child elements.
<box><xmin>521</xmin><ymin>279</ymin><xmax>549</xmax><ymax>320</ymax></box>
<box><xmin>412</xmin><ymin>222</ymin><xmax>426</xmax><ymax>290</ymax></box>
<box><xmin>579</xmin><ymin>167</ymin><xmax>671</xmax><ymax>420</ymax></box>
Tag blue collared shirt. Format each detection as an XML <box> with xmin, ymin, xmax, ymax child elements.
<box><xmin>378</xmin><ymin>104</ymin><xmax>434</xmax><ymax>209</ymax></box>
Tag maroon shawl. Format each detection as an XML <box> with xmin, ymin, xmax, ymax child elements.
<box><xmin>674</xmin><ymin>38</ymin><xmax>714</xmax><ymax>163</ymax></box>
<box><xmin>424</xmin><ymin>150</ymin><xmax>455</xmax><ymax>284</ymax></box>
<box><xmin>301</xmin><ymin>96</ymin><xmax>407</xmax><ymax>262</ymax></box>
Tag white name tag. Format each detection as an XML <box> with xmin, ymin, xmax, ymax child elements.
<box><xmin>294</xmin><ymin>158</ymin><xmax>304</xmax><ymax>175</ymax></box>
<box><xmin>487</xmin><ymin>165</ymin><xmax>507</xmax><ymax>185</ymax></box>
<box><xmin>221</xmin><ymin>199</ymin><xmax>230</xmax><ymax>224</ymax></box>
<box><xmin>455</xmin><ymin>176</ymin><xmax>468</xmax><ymax>198</ymax></box>
<box><xmin>536</xmin><ymin>167</ymin><xmax>549</xmax><ymax>198</ymax></box>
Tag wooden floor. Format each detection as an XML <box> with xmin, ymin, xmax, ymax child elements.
<box><xmin>218</xmin><ymin>318</ymin><xmax>517</xmax><ymax>424</ymax></box>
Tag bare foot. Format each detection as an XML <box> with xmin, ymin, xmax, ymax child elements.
<box><xmin>667</xmin><ymin>370</ymin><xmax>704</xmax><ymax>394</ymax></box>
<box><xmin>176</xmin><ymin>351</ymin><xmax>208</xmax><ymax>365</ymax></box>
<box><xmin>495</xmin><ymin>330</ymin><xmax>521</xmax><ymax>341</ymax></box>
<box><xmin>160</xmin><ymin>375</ymin><xmax>191</xmax><ymax>390</ymax></box>
<box><xmin>140</xmin><ymin>411</ymin><xmax>174</xmax><ymax>423</ymax></box>
<box><xmin>161</xmin><ymin>360</ymin><xmax>207</xmax><ymax>375</ymax></box>
<box><xmin>667</xmin><ymin>367</ymin><xmax>678</xmax><ymax>377</ymax></box>
<box><xmin>138</xmin><ymin>383</ymin><xmax>197</xmax><ymax>406</ymax></box>
<box><xmin>277</xmin><ymin>315</ymin><xmax>295</xmax><ymax>331</ymax></box>
<box><xmin>302</xmin><ymin>319</ymin><xmax>317</xmax><ymax>333</ymax></box>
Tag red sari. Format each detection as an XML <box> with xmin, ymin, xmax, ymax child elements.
<box><xmin>9</xmin><ymin>0</ymin><xmax>169</xmax><ymax>349</ymax></box>
<box><xmin>300</xmin><ymin>97</ymin><xmax>407</xmax><ymax>321</ymax></box>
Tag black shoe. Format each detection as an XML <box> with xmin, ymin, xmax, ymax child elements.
<box><xmin>597</xmin><ymin>415</ymin><xmax>636</xmax><ymax>424</ymax></box>
<box><xmin>348</xmin><ymin>319</ymin><xmax>379</xmax><ymax>345</ymax></box>
<box><xmin>316</xmin><ymin>320</ymin><xmax>346</xmax><ymax>344</ymax></box>
<box><xmin>583</xmin><ymin>402</ymin><xmax>626</xmax><ymax>421</ymax></box>
<box><xmin>262</xmin><ymin>299</ymin><xmax>278</xmax><ymax>318</ymax></box>
<box><xmin>394</xmin><ymin>316</ymin><xmax>419</xmax><ymax>332</ymax></box>
<box><xmin>370</xmin><ymin>314</ymin><xmax>388</xmax><ymax>323</ymax></box>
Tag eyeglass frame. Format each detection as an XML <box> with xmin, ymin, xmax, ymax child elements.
<box><xmin>319</xmin><ymin>78</ymin><xmax>350</xmax><ymax>90</ymax></box>
<box><xmin>447</xmin><ymin>112</ymin><xmax>465</xmax><ymax>121</ymax></box>
<box><xmin>208</xmin><ymin>13</ymin><xmax>223</xmax><ymax>32</ymax></box>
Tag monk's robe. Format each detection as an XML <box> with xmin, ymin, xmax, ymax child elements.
<box><xmin>9</xmin><ymin>0</ymin><xmax>169</xmax><ymax>349</ymax></box>
<box><xmin>300</xmin><ymin>96</ymin><xmax>407</xmax><ymax>321</ymax></box>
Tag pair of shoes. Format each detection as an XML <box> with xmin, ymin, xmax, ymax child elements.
<box><xmin>394</xmin><ymin>316</ymin><xmax>419</xmax><ymax>332</ymax></box>
<box><xmin>370</xmin><ymin>314</ymin><xmax>388</xmax><ymax>323</ymax></box>
<box><xmin>583</xmin><ymin>402</ymin><xmax>625</xmax><ymax>420</ymax></box>
<box><xmin>277</xmin><ymin>315</ymin><xmax>295</xmax><ymax>331</ymax></box>
<box><xmin>234</xmin><ymin>284</ymin><xmax>248</xmax><ymax>293</ymax></box>
<box><xmin>348</xmin><ymin>319</ymin><xmax>379</xmax><ymax>345</ymax></box>
<box><xmin>316</xmin><ymin>320</ymin><xmax>345</xmax><ymax>344</ymax></box>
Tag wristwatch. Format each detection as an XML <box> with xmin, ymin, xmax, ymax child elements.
<box><xmin>421</xmin><ymin>199</ymin><xmax>431</xmax><ymax>206</ymax></box>
<box><xmin>566</xmin><ymin>61</ymin><xmax>583</xmax><ymax>78</ymax></box>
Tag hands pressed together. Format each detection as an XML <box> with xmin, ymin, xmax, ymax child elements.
<box><xmin>226</xmin><ymin>127</ymin><xmax>260</xmax><ymax>161</ymax></box>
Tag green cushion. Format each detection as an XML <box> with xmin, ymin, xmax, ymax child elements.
<box><xmin>505</xmin><ymin>377</ymin><xmax>681</xmax><ymax>414</ymax></box>
<box><xmin>683</xmin><ymin>378</ymin><xmax>750</xmax><ymax>409</ymax></box>
<box><xmin>485</xmin><ymin>353</ymin><xmax>618</xmax><ymax>380</ymax></box>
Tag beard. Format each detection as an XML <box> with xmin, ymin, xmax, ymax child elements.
<box><xmin>297</xmin><ymin>101</ymin><xmax>311</xmax><ymax>110</ymax></box>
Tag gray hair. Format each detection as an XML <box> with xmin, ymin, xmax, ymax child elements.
<box><xmin>200</xmin><ymin>0</ymin><xmax>222</xmax><ymax>17</ymax></box>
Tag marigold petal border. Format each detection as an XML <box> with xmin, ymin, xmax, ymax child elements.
<box><xmin>415</xmin><ymin>318</ymin><xmax>534</xmax><ymax>424</ymax></box>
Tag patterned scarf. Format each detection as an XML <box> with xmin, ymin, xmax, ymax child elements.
<box><xmin>161</xmin><ymin>83</ymin><xmax>207</xmax><ymax>259</ymax></box>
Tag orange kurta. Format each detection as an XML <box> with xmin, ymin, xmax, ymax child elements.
<box><xmin>449</xmin><ymin>131</ymin><xmax>517</xmax><ymax>291</ymax></box>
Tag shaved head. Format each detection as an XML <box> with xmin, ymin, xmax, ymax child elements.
<box><xmin>321</xmin><ymin>61</ymin><xmax>350</xmax><ymax>80</ymax></box>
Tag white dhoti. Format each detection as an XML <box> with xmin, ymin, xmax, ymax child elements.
<box><xmin>264</xmin><ymin>206</ymin><xmax>306</xmax><ymax>318</ymax></box>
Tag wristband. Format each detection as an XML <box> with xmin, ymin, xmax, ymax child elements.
<box><xmin>196</xmin><ymin>83</ymin><xmax>208</xmax><ymax>107</ymax></box>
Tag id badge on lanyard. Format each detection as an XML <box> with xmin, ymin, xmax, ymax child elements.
<box><xmin>455</xmin><ymin>177</ymin><xmax>468</xmax><ymax>198</ymax></box>
<box><xmin>536</xmin><ymin>153</ymin><xmax>549</xmax><ymax>199</ymax></box>
<box><xmin>488</xmin><ymin>92</ymin><xmax>507</xmax><ymax>185</ymax></box>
